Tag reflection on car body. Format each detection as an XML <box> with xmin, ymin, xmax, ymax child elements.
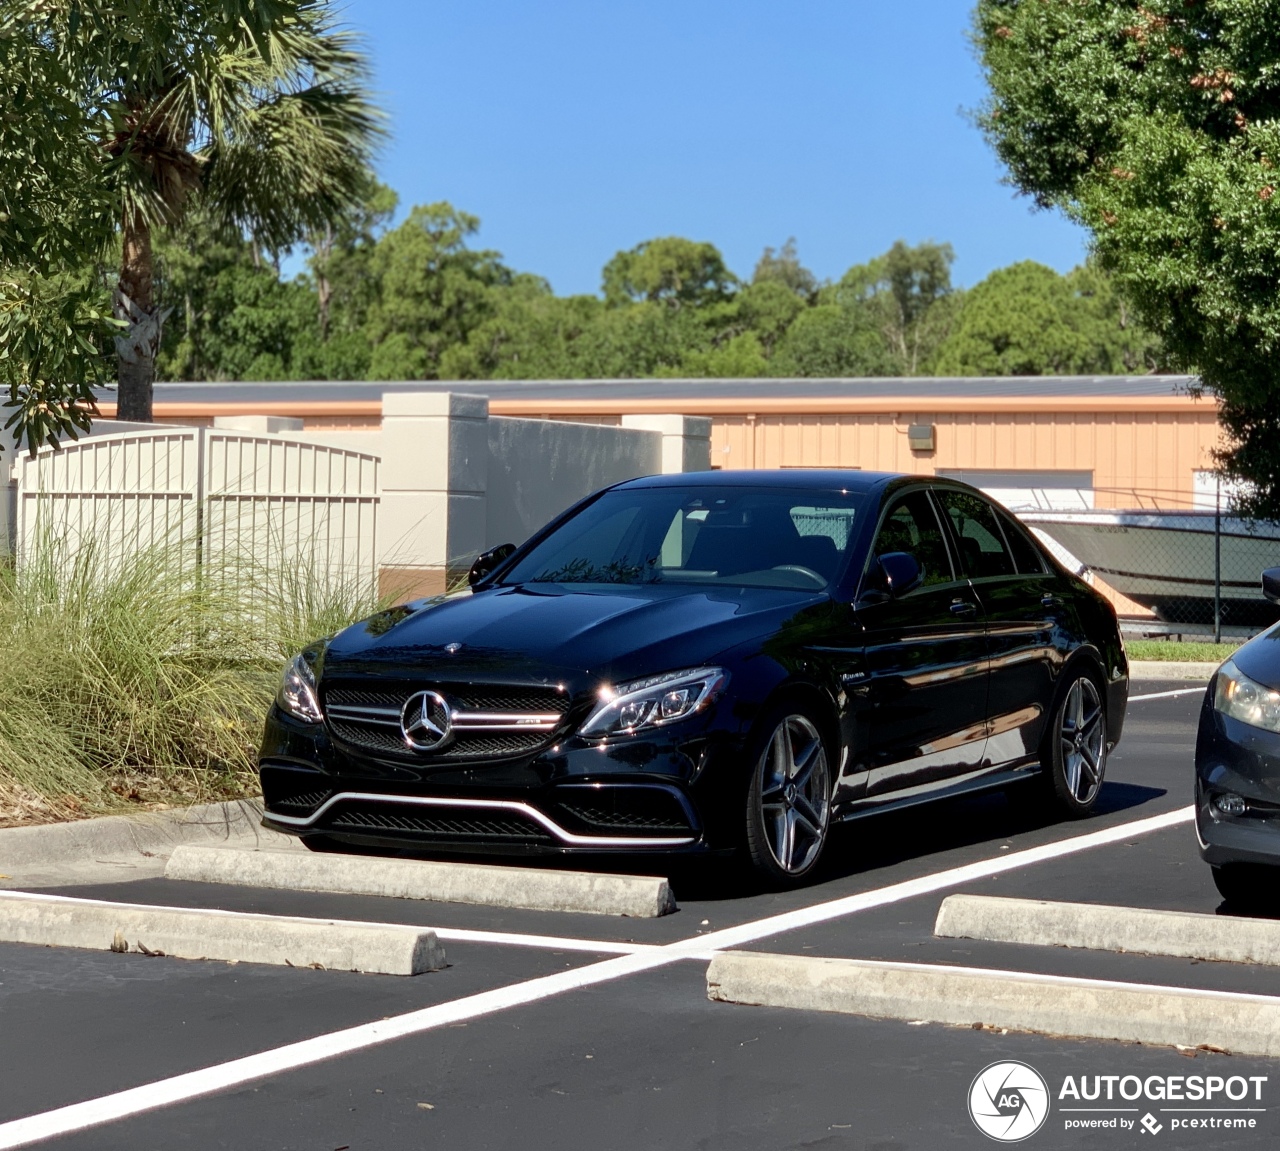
<box><xmin>260</xmin><ymin>470</ymin><xmax>1128</xmax><ymax>885</ymax></box>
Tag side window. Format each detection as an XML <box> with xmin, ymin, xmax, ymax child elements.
<box><xmin>871</xmin><ymin>491</ymin><xmax>954</xmax><ymax>587</ymax></box>
<box><xmin>995</xmin><ymin>508</ymin><xmax>1046</xmax><ymax>575</ymax></box>
<box><xmin>934</xmin><ymin>489</ymin><xmax>1016</xmax><ymax>579</ymax></box>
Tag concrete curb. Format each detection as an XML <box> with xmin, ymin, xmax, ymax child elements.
<box><xmin>165</xmin><ymin>844</ymin><xmax>678</xmax><ymax>918</ymax></box>
<box><xmin>705</xmin><ymin>951</ymin><xmax>1280</xmax><ymax>1057</ymax></box>
<box><xmin>1130</xmin><ymin>661</ymin><xmax>1218</xmax><ymax>681</ymax></box>
<box><xmin>0</xmin><ymin>798</ymin><xmax>292</xmax><ymax>871</ymax></box>
<box><xmin>0</xmin><ymin>890</ymin><xmax>445</xmax><ymax>975</ymax></box>
<box><xmin>935</xmin><ymin>893</ymin><xmax>1280</xmax><ymax>966</ymax></box>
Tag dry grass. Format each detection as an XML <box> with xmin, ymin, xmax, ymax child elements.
<box><xmin>0</xmin><ymin>532</ymin><xmax>384</xmax><ymax>825</ymax></box>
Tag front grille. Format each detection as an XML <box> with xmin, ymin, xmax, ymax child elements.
<box><xmin>322</xmin><ymin>681</ymin><xmax>570</xmax><ymax>761</ymax></box>
<box><xmin>325</xmin><ymin>685</ymin><xmax>569</xmax><ymax>715</ymax></box>
<box><xmin>326</xmin><ymin>803</ymin><xmax>551</xmax><ymax>843</ymax></box>
<box><xmin>327</xmin><ymin>720</ymin><xmax>550</xmax><ymax>760</ymax></box>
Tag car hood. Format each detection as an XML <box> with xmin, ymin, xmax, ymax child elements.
<box><xmin>321</xmin><ymin>583</ymin><xmax>824</xmax><ymax>687</ymax></box>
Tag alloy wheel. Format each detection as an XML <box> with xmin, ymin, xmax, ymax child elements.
<box><xmin>757</xmin><ymin>714</ymin><xmax>831</xmax><ymax>876</ymax></box>
<box><xmin>1058</xmin><ymin>677</ymin><xmax>1105</xmax><ymax>806</ymax></box>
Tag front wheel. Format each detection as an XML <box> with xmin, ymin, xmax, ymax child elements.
<box><xmin>744</xmin><ymin>709</ymin><xmax>833</xmax><ymax>885</ymax></box>
<box><xmin>1212</xmin><ymin>863</ymin><xmax>1280</xmax><ymax>912</ymax></box>
<box><xmin>1040</xmin><ymin>673</ymin><xmax>1107</xmax><ymax>817</ymax></box>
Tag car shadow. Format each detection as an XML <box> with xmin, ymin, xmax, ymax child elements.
<box><xmin>332</xmin><ymin>779</ymin><xmax>1169</xmax><ymax>907</ymax></box>
<box><xmin>665</xmin><ymin>779</ymin><xmax>1169</xmax><ymax>903</ymax></box>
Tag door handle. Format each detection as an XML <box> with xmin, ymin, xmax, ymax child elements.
<box><xmin>950</xmin><ymin>600</ymin><xmax>977</xmax><ymax>616</ymax></box>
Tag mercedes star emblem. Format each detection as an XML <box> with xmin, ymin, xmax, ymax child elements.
<box><xmin>400</xmin><ymin>690</ymin><xmax>453</xmax><ymax>751</ymax></box>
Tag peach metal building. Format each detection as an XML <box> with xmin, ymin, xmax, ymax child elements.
<box><xmin>99</xmin><ymin>375</ymin><xmax>1222</xmax><ymax>512</ymax></box>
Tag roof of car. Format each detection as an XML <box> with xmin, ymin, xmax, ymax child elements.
<box><xmin>617</xmin><ymin>469</ymin><xmax>912</xmax><ymax>492</ymax></box>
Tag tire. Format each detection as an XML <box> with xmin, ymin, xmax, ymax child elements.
<box><xmin>1212</xmin><ymin>863</ymin><xmax>1280</xmax><ymax>911</ymax></box>
<box><xmin>743</xmin><ymin>706</ymin><xmax>834</xmax><ymax>885</ymax></box>
<box><xmin>1039</xmin><ymin>671</ymin><xmax>1107</xmax><ymax>818</ymax></box>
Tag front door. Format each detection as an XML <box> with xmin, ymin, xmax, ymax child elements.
<box><xmin>858</xmin><ymin>489</ymin><xmax>991</xmax><ymax>799</ymax></box>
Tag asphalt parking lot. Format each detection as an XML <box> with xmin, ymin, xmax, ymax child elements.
<box><xmin>4</xmin><ymin>681</ymin><xmax>1276</xmax><ymax>1150</ymax></box>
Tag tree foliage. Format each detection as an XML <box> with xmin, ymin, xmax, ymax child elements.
<box><xmin>0</xmin><ymin>0</ymin><xmax>382</xmax><ymax>438</ymax></box>
<box><xmin>973</xmin><ymin>0</ymin><xmax>1280</xmax><ymax>513</ymax></box>
<box><xmin>147</xmin><ymin>209</ymin><xmax>1159</xmax><ymax>388</ymax></box>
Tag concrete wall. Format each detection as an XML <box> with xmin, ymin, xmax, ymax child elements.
<box><xmin>376</xmin><ymin>397</ymin><xmax>709</xmax><ymax>600</ymax></box>
<box><xmin>485</xmin><ymin>416</ymin><xmax>663</xmax><ymax>548</ymax></box>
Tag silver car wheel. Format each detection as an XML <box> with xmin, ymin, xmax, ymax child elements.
<box><xmin>1059</xmin><ymin>676</ymin><xmax>1105</xmax><ymax>805</ymax></box>
<box><xmin>757</xmin><ymin>714</ymin><xmax>831</xmax><ymax>875</ymax></box>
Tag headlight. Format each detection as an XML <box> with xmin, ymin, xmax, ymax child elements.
<box><xmin>277</xmin><ymin>652</ymin><xmax>323</xmax><ymax>724</ymax></box>
<box><xmin>580</xmin><ymin>667</ymin><xmax>727</xmax><ymax>739</ymax></box>
<box><xmin>1214</xmin><ymin>659</ymin><xmax>1280</xmax><ymax>734</ymax></box>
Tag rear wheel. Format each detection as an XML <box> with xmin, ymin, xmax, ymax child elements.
<box><xmin>744</xmin><ymin>709</ymin><xmax>833</xmax><ymax>885</ymax></box>
<box><xmin>1040</xmin><ymin>673</ymin><xmax>1107</xmax><ymax>817</ymax></box>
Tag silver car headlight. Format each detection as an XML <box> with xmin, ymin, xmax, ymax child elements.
<box><xmin>277</xmin><ymin>652</ymin><xmax>323</xmax><ymax>724</ymax></box>
<box><xmin>1214</xmin><ymin>659</ymin><xmax>1280</xmax><ymax>734</ymax></box>
<box><xmin>580</xmin><ymin>667</ymin><xmax>728</xmax><ymax>739</ymax></box>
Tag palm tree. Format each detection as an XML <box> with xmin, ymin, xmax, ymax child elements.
<box><xmin>80</xmin><ymin>0</ymin><xmax>382</xmax><ymax>419</ymax></box>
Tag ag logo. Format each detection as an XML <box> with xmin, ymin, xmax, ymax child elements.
<box><xmin>968</xmin><ymin>1061</ymin><xmax>1051</xmax><ymax>1142</ymax></box>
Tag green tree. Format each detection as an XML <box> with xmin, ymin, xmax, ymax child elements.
<box><xmin>830</xmin><ymin>240</ymin><xmax>959</xmax><ymax>375</ymax></box>
<box><xmin>440</xmin><ymin>279</ymin><xmax>600</xmax><ymax>380</ymax></box>
<box><xmin>752</xmin><ymin>238</ymin><xmax>818</xmax><ymax>299</ymax></box>
<box><xmin>1065</xmin><ymin>260</ymin><xmax>1163</xmax><ymax>375</ymax></box>
<box><xmin>0</xmin><ymin>7</ymin><xmax>118</xmax><ymax>451</ymax></box>
<box><xmin>602</xmin><ymin>237</ymin><xmax>736</xmax><ymax>308</ymax></box>
<box><xmin>365</xmin><ymin>203</ymin><xmax>512</xmax><ymax>380</ymax></box>
<box><xmin>308</xmin><ymin>176</ymin><xmax>397</xmax><ymax>345</ymax></box>
<box><xmin>769</xmin><ymin>305</ymin><xmax>895</xmax><ymax>377</ymax></box>
<box><xmin>23</xmin><ymin>0</ymin><xmax>382</xmax><ymax>420</ymax></box>
<box><xmin>933</xmin><ymin>261</ymin><xmax>1083</xmax><ymax>375</ymax></box>
<box><xmin>973</xmin><ymin>0</ymin><xmax>1280</xmax><ymax>512</ymax></box>
<box><xmin>737</xmin><ymin>280</ymin><xmax>807</xmax><ymax>357</ymax></box>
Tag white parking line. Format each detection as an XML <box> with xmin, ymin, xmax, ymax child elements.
<box><xmin>432</xmin><ymin>927</ymin><xmax>657</xmax><ymax>955</ymax></box>
<box><xmin>1130</xmin><ymin>687</ymin><xmax>1205</xmax><ymax>702</ymax></box>
<box><xmin>0</xmin><ymin>803</ymin><xmax>1194</xmax><ymax>1149</ymax></box>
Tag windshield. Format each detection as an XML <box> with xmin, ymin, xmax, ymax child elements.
<box><xmin>499</xmin><ymin>486</ymin><xmax>865</xmax><ymax>591</ymax></box>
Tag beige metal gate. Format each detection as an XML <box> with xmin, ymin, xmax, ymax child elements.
<box><xmin>15</xmin><ymin>427</ymin><xmax>380</xmax><ymax>594</ymax></box>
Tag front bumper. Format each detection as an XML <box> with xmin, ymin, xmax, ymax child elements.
<box><xmin>258</xmin><ymin>704</ymin><xmax>747</xmax><ymax>855</ymax></box>
<box><xmin>1195</xmin><ymin>684</ymin><xmax>1280</xmax><ymax>867</ymax></box>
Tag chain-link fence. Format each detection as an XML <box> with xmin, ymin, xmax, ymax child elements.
<box><xmin>1015</xmin><ymin>486</ymin><xmax>1280</xmax><ymax>642</ymax></box>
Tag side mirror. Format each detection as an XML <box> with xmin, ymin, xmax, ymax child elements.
<box><xmin>468</xmin><ymin>543</ymin><xmax>517</xmax><ymax>588</ymax></box>
<box><xmin>1263</xmin><ymin>567</ymin><xmax>1280</xmax><ymax>604</ymax></box>
<box><xmin>876</xmin><ymin>551</ymin><xmax>924</xmax><ymax>598</ymax></box>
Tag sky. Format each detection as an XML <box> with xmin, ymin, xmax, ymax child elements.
<box><xmin>340</xmin><ymin>0</ymin><xmax>1089</xmax><ymax>296</ymax></box>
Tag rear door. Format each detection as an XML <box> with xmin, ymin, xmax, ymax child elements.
<box><xmin>857</xmin><ymin>488</ymin><xmax>991</xmax><ymax>799</ymax></box>
<box><xmin>933</xmin><ymin>486</ymin><xmax>1068</xmax><ymax>772</ymax></box>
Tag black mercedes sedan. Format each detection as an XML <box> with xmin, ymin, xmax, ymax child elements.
<box><xmin>1195</xmin><ymin>568</ymin><xmax>1280</xmax><ymax>906</ymax></box>
<box><xmin>260</xmin><ymin>471</ymin><xmax>1128</xmax><ymax>884</ymax></box>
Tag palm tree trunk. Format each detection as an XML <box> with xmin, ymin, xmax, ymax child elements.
<box><xmin>115</xmin><ymin>215</ymin><xmax>163</xmax><ymax>422</ymax></box>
